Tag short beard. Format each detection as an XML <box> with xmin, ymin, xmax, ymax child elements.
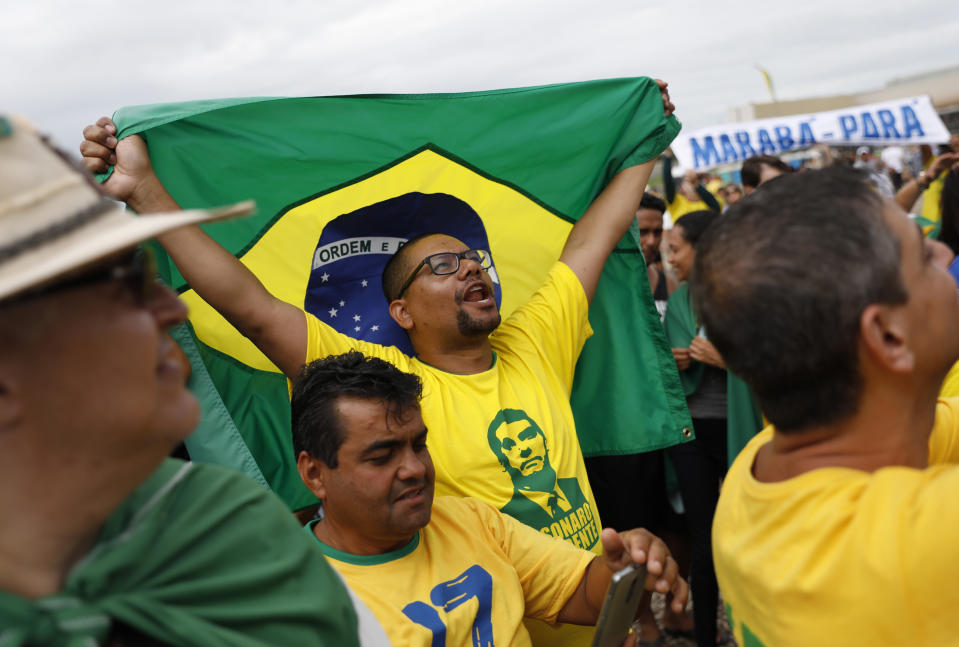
<box><xmin>456</xmin><ymin>308</ymin><xmax>501</xmax><ymax>337</ymax></box>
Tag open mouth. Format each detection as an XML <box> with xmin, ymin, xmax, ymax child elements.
<box><xmin>462</xmin><ymin>282</ymin><xmax>492</xmax><ymax>304</ymax></box>
<box><xmin>395</xmin><ymin>485</ymin><xmax>426</xmax><ymax>503</ymax></box>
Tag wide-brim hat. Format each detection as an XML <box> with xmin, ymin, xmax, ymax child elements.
<box><xmin>0</xmin><ymin>115</ymin><xmax>254</xmax><ymax>302</ymax></box>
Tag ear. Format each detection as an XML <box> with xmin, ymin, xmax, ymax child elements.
<box><xmin>389</xmin><ymin>298</ymin><xmax>414</xmax><ymax>331</ymax></box>
<box><xmin>860</xmin><ymin>303</ymin><xmax>914</xmax><ymax>374</ymax></box>
<box><xmin>296</xmin><ymin>450</ymin><xmax>329</xmax><ymax>500</ymax></box>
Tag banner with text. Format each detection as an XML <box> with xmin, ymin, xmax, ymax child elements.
<box><xmin>673</xmin><ymin>95</ymin><xmax>950</xmax><ymax>171</ymax></box>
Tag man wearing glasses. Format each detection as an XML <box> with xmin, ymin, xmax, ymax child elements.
<box><xmin>0</xmin><ymin>117</ymin><xmax>377</xmax><ymax>646</ymax></box>
<box><xmin>81</xmin><ymin>85</ymin><xmax>674</xmax><ymax>645</ymax></box>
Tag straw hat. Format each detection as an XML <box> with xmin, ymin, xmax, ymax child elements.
<box><xmin>0</xmin><ymin>115</ymin><xmax>253</xmax><ymax>302</ymax></box>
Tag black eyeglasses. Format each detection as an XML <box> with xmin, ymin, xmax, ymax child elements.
<box><xmin>3</xmin><ymin>247</ymin><xmax>158</xmax><ymax>308</ymax></box>
<box><xmin>396</xmin><ymin>248</ymin><xmax>492</xmax><ymax>298</ymax></box>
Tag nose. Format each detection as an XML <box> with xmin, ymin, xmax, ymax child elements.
<box><xmin>397</xmin><ymin>446</ymin><xmax>428</xmax><ymax>481</ymax></box>
<box><xmin>149</xmin><ymin>283</ymin><xmax>189</xmax><ymax>330</ymax></box>
<box><xmin>456</xmin><ymin>254</ymin><xmax>483</xmax><ymax>280</ymax></box>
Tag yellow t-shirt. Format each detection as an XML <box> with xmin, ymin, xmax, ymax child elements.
<box><xmin>304</xmin><ymin>261</ymin><xmax>601</xmax><ymax>549</ymax></box>
<box><xmin>312</xmin><ymin>496</ymin><xmax>595</xmax><ymax>647</ymax></box>
<box><xmin>667</xmin><ymin>193</ymin><xmax>712</xmax><ymax>221</ymax></box>
<box><xmin>713</xmin><ymin>398</ymin><xmax>959</xmax><ymax>647</ymax></box>
<box><xmin>939</xmin><ymin>360</ymin><xmax>959</xmax><ymax>398</ymax></box>
<box><xmin>305</xmin><ymin>261</ymin><xmax>602</xmax><ymax>645</ymax></box>
<box><xmin>920</xmin><ymin>165</ymin><xmax>945</xmax><ymax>229</ymax></box>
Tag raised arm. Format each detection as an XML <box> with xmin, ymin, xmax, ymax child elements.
<box><xmin>560</xmin><ymin>160</ymin><xmax>655</xmax><ymax>303</ymax></box>
<box><xmin>695</xmin><ymin>182</ymin><xmax>721</xmax><ymax>212</ymax></box>
<box><xmin>559</xmin><ymin>80</ymin><xmax>674</xmax><ymax>303</ymax></box>
<box><xmin>662</xmin><ymin>151</ymin><xmax>677</xmax><ymax>204</ymax></box>
<box><xmin>557</xmin><ymin>527</ymin><xmax>688</xmax><ymax>625</ymax></box>
<box><xmin>895</xmin><ymin>153</ymin><xmax>959</xmax><ymax>213</ymax></box>
<box><xmin>80</xmin><ymin>118</ymin><xmax>307</xmax><ymax>379</ymax></box>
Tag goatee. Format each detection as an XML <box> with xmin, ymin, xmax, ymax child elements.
<box><xmin>456</xmin><ymin>308</ymin><xmax>501</xmax><ymax>337</ymax></box>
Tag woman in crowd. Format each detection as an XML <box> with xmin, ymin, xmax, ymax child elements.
<box><xmin>719</xmin><ymin>184</ymin><xmax>743</xmax><ymax>211</ymax></box>
<box><xmin>894</xmin><ymin>151</ymin><xmax>959</xmax><ymax>232</ymax></box>
<box><xmin>664</xmin><ymin>210</ymin><xmax>762</xmax><ymax>647</ymax></box>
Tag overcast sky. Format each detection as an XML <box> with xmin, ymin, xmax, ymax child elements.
<box><xmin>6</xmin><ymin>0</ymin><xmax>959</xmax><ymax>151</ymax></box>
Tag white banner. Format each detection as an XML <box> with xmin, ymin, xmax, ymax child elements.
<box><xmin>673</xmin><ymin>95</ymin><xmax>951</xmax><ymax>171</ymax></box>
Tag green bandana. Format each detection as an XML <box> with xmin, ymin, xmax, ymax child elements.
<box><xmin>0</xmin><ymin>459</ymin><xmax>359</xmax><ymax>646</ymax></box>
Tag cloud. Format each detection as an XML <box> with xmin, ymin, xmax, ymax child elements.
<box><xmin>4</xmin><ymin>0</ymin><xmax>959</xmax><ymax>150</ymax></box>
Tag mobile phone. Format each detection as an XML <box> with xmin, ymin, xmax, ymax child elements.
<box><xmin>590</xmin><ymin>563</ymin><xmax>648</xmax><ymax>647</ymax></box>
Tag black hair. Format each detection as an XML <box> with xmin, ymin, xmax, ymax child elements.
<box><xmin>639</xmin><ymin>192</ymin><xmax>667</xmax><ymax>214</ymax></box>
<box><xmin>741</xmin><ymin>154</ymin><xmax>795</xmax><ymax>189</ymax></box>
<box><xmin>690</xmin><ymin>167</ymin><xmax>907</xmax><ymax>432</ymax></box>
<box><xmin>674</xmin><ymin>210</ymin><xmax>716</xmax><ymax>248</ymax></box>
<box><xmin>937</xmin><ymin>169</ymin><xmax>959</xmax><ymax>256</ymax></box>
<box><xmin>380</xmin><ymin>232</ymin><xmax>446</xmax><ymax>303</ymax></box>
<box><xmin>291</xmin><ymin>351</ymin><xmax>423</xmax><ymax>467</ymax></box>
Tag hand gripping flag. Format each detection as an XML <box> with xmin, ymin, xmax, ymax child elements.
<box><xmin>107</xmin><ymin>77</ymin><xmax>692</xmax><ymax>510</ymax></box>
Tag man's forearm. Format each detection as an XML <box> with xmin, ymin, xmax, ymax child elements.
<box><xmin>155</xmin><ymin>223</ymin><xmax>308</xmax><ymax>375</ymax></box>
<box><xmin>560</xmin><ymin>160</ymin><xmax>655</xmax><ymax>302</ymax></box>
<box><xmin>583</xmin><ymin>556</ymin><xmax>615</xmax><ymax>620</ymax></box>
<box><xmin>132</xmin><ymin>176</ymin><xmax>306</xmax><ymax>377</ymax></box>
<box><xmin>156</xmin><ymin>225</ymin><xmax>266</xmax><ymax>320</ymax></box>
<box><xmin>696</xmin><ymin>184</ymin><xmax>721</xmax><ymax>211</ymax></box>
<box><xmin>557</xmin><ymin>556</ymin><xmax>613</xmax><ymax>625</ymax></box>
<box><xmin>131</xmin><ymin>173</ymin><xmax>272</xmax><ymax>335</ymax></box>
<box><xmin>662</xmin><ymin>155</ymin><xmax>676</xmax><ymax>203</ymax></box>
<box><xmin>126</xmin><ymin>174</ymin><xmax>182</xmax><ymax>216</ymax></box>
<box><xmin>895</xmin><ymin>179</ymin><xmax>921</xmax><ymax>212</ymax></box>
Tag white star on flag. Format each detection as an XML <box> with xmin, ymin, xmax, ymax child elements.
<box><xmin>328</xmin><ymin>308</ymin><xmax>338</xmax><ymax>318</ymax></box>
<box><xmin>320</xmin><ymin>273</ymin><xmax>330</xmax><ymax>283</ymax></box>
<box><xmin>371</xmin><ymin>325</ymin><xmax>380</xmax><ymax>332</ymax></box>
<box><xmin>353</xmin><ymin>314</ymin><xmax>361</xmax><ymax>322</ymax></box>
<box><xmin>339</xmin><ymin>300</ymin><xmax>346</xmax><ymax>307</ymax></box>
<box><xmin>361</xmin><ymin>279</ymin><xmax>368</xmax><ymax>287</ymax></box>
<box><xmin>354</xmin><ymin>326</ymin><xmax>361</xmax><ymax>332</ymax></box>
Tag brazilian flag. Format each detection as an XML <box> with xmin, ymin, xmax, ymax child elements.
<box><xmin>108</xmin><ymin>77</ymin><xmax>692</xmax><ymax>510</ymax></box>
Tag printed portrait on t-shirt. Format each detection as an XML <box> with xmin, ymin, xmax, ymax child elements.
<box><xmin>487</xmin><ymin>408</ymin><xmax>600</xmax><ymax>549</ymax></box>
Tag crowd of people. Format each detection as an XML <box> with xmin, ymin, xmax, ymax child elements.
<box><xmin>2</xmin><ymin>82</ymin><xmax>959</xmax><ymax>647</ymax></box>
